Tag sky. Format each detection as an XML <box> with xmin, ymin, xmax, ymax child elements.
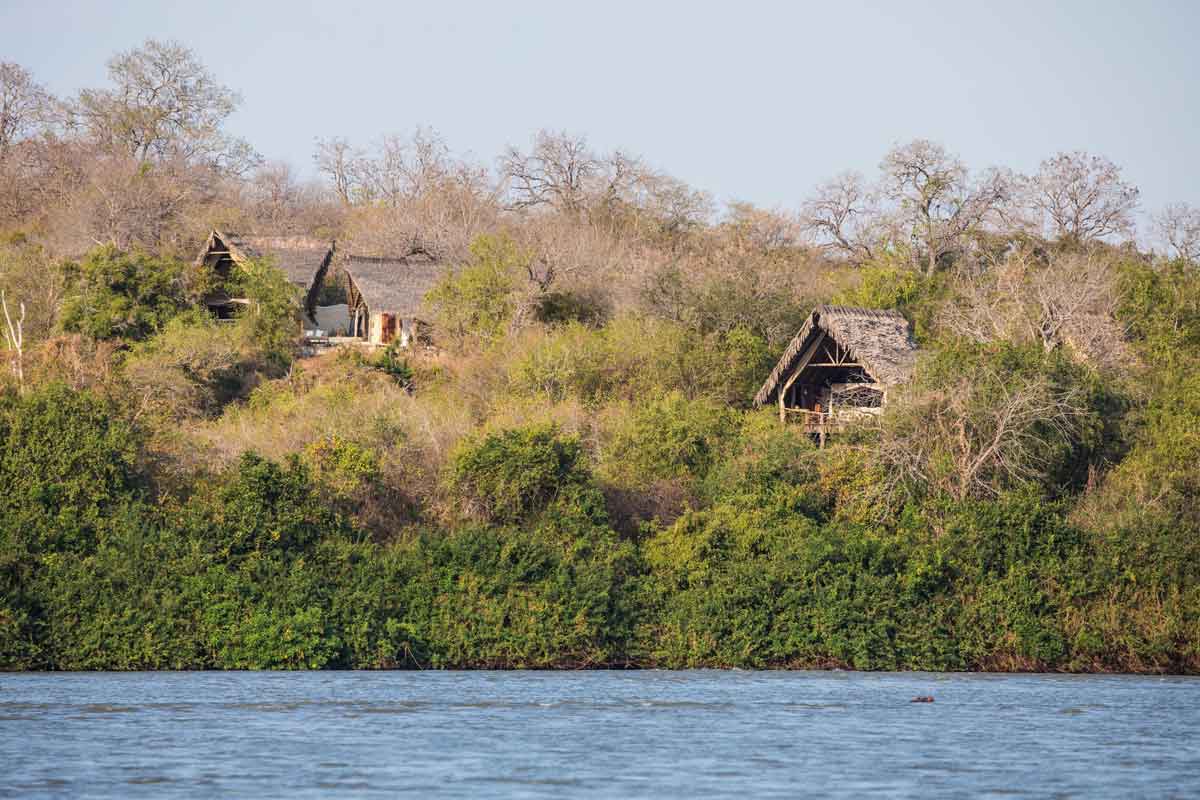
<box><xmin>2</xmin><ymin>0</ymin><xmax>1198</xmax><ymax>231</ymax></box>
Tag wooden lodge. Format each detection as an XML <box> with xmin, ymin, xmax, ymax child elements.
<box><xmin>754</xmin><ymin>306</ymin><xmax>918</xmax><ymax>442</ymax></box>
<box><xmin>195</xmin><ymin>230</ymin><xmax>335</xmax><ymax>322</ymax></box>
<box><xmin>196</xmin><ymin>230</ymin><xmax>447</xmax><ymax>349</ymax></box>
<box><xmin>342</xmin><ymin>253</ymin><xmax>445</xmax><ymax>347</ymax></box>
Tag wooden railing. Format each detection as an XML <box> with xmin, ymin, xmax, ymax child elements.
<box><xmin>782</xmin><ymin>407</ymin><xmax>881</xmax><ymax>433</ymax></box>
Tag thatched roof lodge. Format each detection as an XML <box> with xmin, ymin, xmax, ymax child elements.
<box><xmin>342</xmin><ymin>253</ymin><xmax>446</xmax><ymax>346</ymax></box>
<box><xmin>754</xmin><ymin>305</ymin><xmax>918</xmax><ymax>434</ymax></box>
<box><xmin>195</xmin><ymin>230</ymin><xmax>335</xmax><ymax>319</ymax></box>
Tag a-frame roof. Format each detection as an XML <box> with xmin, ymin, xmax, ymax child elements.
<box><xmin>197</xmin><ymin>230</ymin><xmax>334</xmax><ymax>290</ymax></box>
<box><xmin>753</xmin><ymin>305</ymin><xmax>918</xmax><ymax>406</ymax></box>
<box><xmin>343</xmin><ymin>254</ymin><xmax>446</xmax><ymax>318</ymax></box>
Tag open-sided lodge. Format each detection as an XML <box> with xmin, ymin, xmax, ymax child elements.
<box><xmin>195</xmin><ymin>230</ymin><xmax>335</xmax><ymax>322</ymax></box>
<box><xmin>343</xmin><ymin>253</ymin><xmax>445</xmax><ymax>347</ymax></box>
<box><xmin>754</xmin><ymin>306</ymin><xmax>917</xmax><ymax>441</ymax></box>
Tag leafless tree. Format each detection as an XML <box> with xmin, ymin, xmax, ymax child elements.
<box><xmin>0</xmin><ymin>62</ymin><xmax>52</xmax><ymax>161</ymax></box>
<box><xmin>1027</xmin><ymin>151</ymin><xmax>1139</xmax><ymax>243</ymax></box>
<box><xmin>73</xmin><ymin>39</ymin><xmax>259</xmax><ymax>174</ymax></box>
<box><xmin>880</xmin><ymin>140</ymin><xmax>1013</xmax><ymax>275</ymax></box>
<box><xmin>244</xmin><ymin>160</ymin><xmax>325</xmax><ymax>233</ymax></box>
<box><xmin>940</xmin><ymin>249</ymin><xmax>1129</xmax><ymax>370</ymax></box>
<box><xmin>1</xmin><ymin>289</ymin><xmax>25</xmax><ymax>392</ymax></box>
<box><xmin>356</xmin><ymin>127</ymin><xmax>452</xmax><ymax>206</ymax></box>
<box><xmin>1154</xmin><ymin>202</ymin><xmax>1200</xmax><ymax>264</ymax></box>
<box><xmin>59</xmin><ymin>155</ymin><xmax>202</xmax><ymax>252</ymax></box>
<box><xmin>799</xmin><ymin>171</ymin><xmax>881</xmax><ymax>262</ymax></box>
<box><xmin>499</xmin><ymin>130</ymin><xmax>644</xmax><ymax>222</ymax></box>
<box><xmin>878</xmin><ymin>367</ymin><xmax>1087</xmax><ymax>501</ymax></box>
<box><xmin>313</xmin><ymin>137</ymin><xmax>365</xmax><ymax>205</ymax></box>
<box><xmin>629</xmin><ymin>169</ymin><xmax>713</xmax><ymax>240</ymax></box>
<box><xmin>501</xmin><ymin>130</ymin><xmax>599</xmax><ymax>215</ymax></box>
<box><xmin>724</xmin><ymin>202</ymin><xmax>800</xmax><ymax>254</ymax></box>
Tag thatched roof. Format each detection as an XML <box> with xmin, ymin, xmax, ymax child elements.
<box><xmin>343</xmin><ymin>254</ymin><xmax>446</xmax><ymax>317</ymax></box>
<box><xmin>753</xmin><ymin>306</ymin><xmax>918</xmax><ymax>406</ymax></box>
<box><xmin>202</xmin><ymin>231</ymin><xmax>335</xmax><ymax>288</ymax></box>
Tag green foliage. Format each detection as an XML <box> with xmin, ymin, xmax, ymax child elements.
<box><xmin>59</xmin><ymin>245</ymin><xmax>191</xmax><ymax>342</ymax></box>
<box><xmin>0</xmin><ymin>383</ymin><xmax>142</xmax><ymax>553</ymax></box>
<box><xmin>370</xmin><ymin>341</ymin><xmax>414</xmax><ymax>386</ymax></box>
<box><xmin>229</xmin><ymin>257</ymin><xmax>301</xmax><ymax>365</ymax></box>
<box><xmin>0</xmin><ymin>238</ymin><xmax>61</xmax><ymax>345</ymax></box>
<box><xmin>447</xmin><ymin>424</ymin><xmax>592</xmax><ymax>524</ymax></box>
<box><xmin>194</xmin><ymin>452</ymin><xmax>346</xmax><ymax>557</ymax></box>
<box><xmin>1117</xmin><ymin>258</ymin><xmax>1200</xmax><ymax>369</ymax></box>
<box><xmin>4</xmin><ymin>237</ymin><xmax>1200</xmax><ymax>675</ymax></box>
<box><xmin>122</xmin><ymin>311</ymin><xmax>254</xmax><ymax>419</ymax></box>
<box><xmin>507</xmin><ymin>315</ymin><xmax>773</xmax><ymax>407</ymax></box>
<box><xmin>534</xmin><ymin>289</ymin><xmax>608</xmax><ymax>327</ymax></box>
<box><xmin>425</xmin><ymin>233</ymin><xmax>524</xmax><ymax>345</ymax></box>
<box><xmin>832</xmin><ymin>263</ymin><xmax>942</xmax><ymax>340</ymax></box>
<box><xmin>881</xmin><ymin>340</ymin><xmax>1107</xmax><ymax>500</ymax></box>
<box><xmin>602</xmin><ymin>392</ymin><xmax>738</xmax><ymax>488</ymax></box>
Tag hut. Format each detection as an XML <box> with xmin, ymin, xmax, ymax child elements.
<box><xmin>342</xmin><ymin>253</ymin><xmax>445</xmax><ymax>347</ymax></box>
<box><xmin>754</xmin><ymin>306</ymin><xmax>918</xmax><ymax>438</ymax></box>
<box><xmin>195</xmin><ymin>230</ymin><xmax>335</xmax><ymax>321</ymax></box>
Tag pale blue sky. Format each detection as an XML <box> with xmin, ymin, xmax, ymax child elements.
<box><xmin>2</xmin><ymin>0</ymin><xmax>1198</xmax><ymax>230</ymax></box>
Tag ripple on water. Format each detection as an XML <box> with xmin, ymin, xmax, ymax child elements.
<box><xmin>1</xmin><ymin>671</ymin><xmax>1197</xmax><ymax>799</ymax></box>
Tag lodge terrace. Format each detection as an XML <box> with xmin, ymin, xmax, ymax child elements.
<box><xmin>754</xmin><ymin>306</ymin><xmax>918</xmax><ymax>443</ymax></box>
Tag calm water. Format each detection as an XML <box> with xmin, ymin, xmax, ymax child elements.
<box><xmin>2</xmin><ymin>670</ymin><xmax>1198</xmax><ymax>798</ymax></box>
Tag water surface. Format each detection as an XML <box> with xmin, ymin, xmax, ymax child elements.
<box><xmin>2</xmin><ymin>671</ymin><xmax>1198</xmax><ymax>797</ymax></box>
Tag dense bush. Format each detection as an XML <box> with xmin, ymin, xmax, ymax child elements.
<box><xmin>447</xmin><ymin>424</ymin><xmax>591</xmax><ymax>524</ymax></box>
<box><xmin>59</xmin><ymin>246</ymin><xmax>191</xmax><ymax>342</ymax></box>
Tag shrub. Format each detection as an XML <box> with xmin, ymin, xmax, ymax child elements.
<box><xmin>0</xmin><ymin>383</ymin><xmax>143</xmax><ymax>553</ymax></box>
<box><xmin>425</xmin><ymin>234</ymin><xmax>524</xmax><ymax>346</ymax></box>
<box><xmin>122</xmin><ymin>312</ymin><xmax>254</xmax><ymax>420</ymax></box>
<box><xmin>59</xmin><ymin>245</ymin><xmax>190</xmax><ymax>342</ymax></box>
<box><xmin>447</xmin><ymin>424</ymin><xmax>591</xmax><ymax>524</ymax></box>
<box><xmin>601</xmin><ymin>392</ymin><xmax>738</xmax><ymax>488</ymax></box>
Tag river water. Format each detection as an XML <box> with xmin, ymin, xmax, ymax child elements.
<box><xmin>2</xmin><ymin>671</ymin><xmax>1198</xmax><ymax>797</ymax></box>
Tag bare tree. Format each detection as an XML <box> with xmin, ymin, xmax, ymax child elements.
<box><xmin>881</xmin><ymin>140</ymin><xmax>1012</xmax><ymax>275</ymax></box>
<box><xmin>1028</xmin><ymin>151</ymin><xmax>1139</xmax><ymax>243</ymax></box>
<box><xmin>629</xmin><ymin>169</ymin><xmax>713</xmax><ymax>240</ymax></box>
<box><xmin>244</xmin><ymin>160</ymin><xmax>313</xmax><ymax>232</ymax></box>
<box><xmin>1154</xmin><ymin>202</ymin><xmax>1200</xmax><ymax>264</ymax></box>
<box><xmin>724</xmin><ymin>202</ymin><xmax>800</xmax><ymax>254</ymax></box>
<box><xmin>0</xmin><ymin>62</ymin><xmax>52</xmax><ymax>161</ymax></box>
<box><xmin>1</xmin><ymin>289</ymin><xmax>25</xmax><ymax>392</ymax></box>
<box><xmin>356</xmin><ymin>126</ymin><xmax>452</xmax><ymax>206</ymax></box>
<box><xmin>313</xmin><ymin>137</ymin><xmax>365</xmax><ymax>206</ymax></box>
<box><xmin>879</xmin><ymin>366</ymin><xmax>1086</xmax><ymax>501</ymax></box>
<box><xmin>500</xmin><ymin>130</ymin><xmax>599</xmax><ymax>215</ymax></box>
<box><xmin>799</xmin><ymin>171</ymin><xmax>881</xmax><ymax>262</ymax></box>
<box><xmin>940</xmin><ymin>249</ymin><xmax>1129</xmax><ymax>370</ymax></box>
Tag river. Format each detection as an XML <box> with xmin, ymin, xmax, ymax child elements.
<box><xmin>2</xmin><ymin>671</ymin><xmax>1198</xmax><ymax>797</ymax></box>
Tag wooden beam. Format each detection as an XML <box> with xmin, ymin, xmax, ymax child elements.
<box><xmin>781</xmin><ymin>331</ymin><xmax>826</xmax><ymax>398</ymax></box>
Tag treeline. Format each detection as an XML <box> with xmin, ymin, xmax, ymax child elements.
<box><xmin>1</xmin><ymin>41</ymin><xmax>1199</xmax><ymax>671</ymax></box>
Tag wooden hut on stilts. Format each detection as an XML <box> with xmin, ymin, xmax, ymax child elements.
<box><xmin>754</xmin><ymin>306</ymin><xmax>918</xmax><ymax>445</ymax></box>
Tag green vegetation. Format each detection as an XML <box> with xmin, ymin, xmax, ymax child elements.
<box><xmin>2</xmin><ymin>40</ymin><xmax>1200</xmax><ymax>672</ymax></box>
<box><xmin>2</xmin><ymin>245</ymin><xmax>1199</xmax><ymax>672</ymax></box>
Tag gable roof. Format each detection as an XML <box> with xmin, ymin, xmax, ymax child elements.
<box><xmin>199</xmin><ymin>230</ymin><xmax>335</xmax><ymax>289</ymax></box>
<box><xmin>343</xmin><ymin>254</ymin><xmax>446</xmax><ymax>318</ymax></box>
<box><xmin>753</xmin><ymin>305</ymin><xmax>919</xmax><ymax>406</ymax></box>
